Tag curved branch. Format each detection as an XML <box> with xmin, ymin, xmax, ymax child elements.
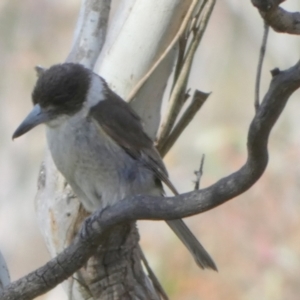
<box><xmin>2</xmin><ymin>61</ymin><xmax>300</xmax><ymax>299</ymax></box>
<box><xmin>254</xmin><ymin>22</ymin><xmax>269</xmax><ymax>111</ymax></box>
<box><xmin>251</xmin><ymin>0</ymin><xmax>300</xmax><ymax>34</ymax></box>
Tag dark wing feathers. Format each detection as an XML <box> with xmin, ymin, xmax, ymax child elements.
<box><xmin>141</xmin><ymin>147</ymin><xmax>179</xmax><ymax>195</ymax></box>
<box><xmin>88</xmin><ymin>87</ymin><xmax>217</xmax><ymax>271</ymax></box>
<box><xmin>88</xmin><ymin>89</ymin><xmax>178</xmax><ymax>195</ymax></box>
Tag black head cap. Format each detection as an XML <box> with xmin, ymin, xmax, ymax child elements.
<box><xmin>32</xmin><ymin>63</ymin><xmax>91</xmax><ymax>115</ymax></box>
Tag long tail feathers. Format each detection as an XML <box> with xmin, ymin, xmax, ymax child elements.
<box><xmin>166</xmin><ymin>219</ymin><xmax>217</xmax><ymax>271</ymax></box>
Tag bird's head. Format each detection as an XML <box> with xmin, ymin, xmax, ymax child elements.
<box><xmin>12</xmin><ymin>63</ymin><xmax>94</xmax><ymax>139</ymax></box>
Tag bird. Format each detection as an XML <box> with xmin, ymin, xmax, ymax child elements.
<box><xmin>13</xmin><ymin>63</ymin><xmax>217</xmax><ymax>271</ymax></box>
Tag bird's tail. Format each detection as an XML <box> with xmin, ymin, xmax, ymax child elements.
<box><xmin>166</xmin><ymin>219</ymin><xmax>217</xmax><ymax>271</ymax></box>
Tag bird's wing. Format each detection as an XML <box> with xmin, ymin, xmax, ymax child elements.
<box><xmin>88</xmin><ymin>86</ymin><xmax>217</xmax><ymax>271</ymax></box>
<box><xmin>88</xmin><ymin>88</ymin><xmax>178</xmax><ymax>194</ymax></box>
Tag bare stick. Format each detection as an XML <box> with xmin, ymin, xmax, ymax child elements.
<box><xmin>157</xmin><ymin>0</ymin><xmax>216</xmax><ymax>146</ymax></box>
<box><xmin>138</xmin><ymin>246</ymin><xmax>169</xmax><ymax>300</ymax></box>
<box><xmin>171</xmin><ymin>0</ymin><xmax>207</xmax><ymax>90</ymax></box>
<box><xmin>158</xmin><ymin>90</ymin><xmax>209</xmax><ymax>157</ymax></box>
<box><xmin>255</xmin><ymin>22</ymin><xmax>269</xmax><ymax>112</ymax></box>
<box><xmin>194</xmin><ymin>154</ymin><xmax>205</xmax><ymax>191</ymax></box>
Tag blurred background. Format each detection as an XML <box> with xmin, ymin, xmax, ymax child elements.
<box><xmin>1</xmin><ymin>0</ymin><xmax>300</xmax><ymax>299</ymax></box>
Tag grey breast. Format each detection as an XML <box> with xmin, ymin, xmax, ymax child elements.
<box><xmin>46</xmin><ymin>112</ymin><xmax>160</xmax><ymax>212</ymax></box>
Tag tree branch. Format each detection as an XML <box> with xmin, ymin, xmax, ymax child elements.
<box><xmin>3</xmin><ymin>59</ymin><xmax>300</xmax><ymax>300</ymax></box>
<box><xmin>254</xmin><ymin>22</ymin><xmax>269</xmax><ymax>111</ymax></box>
<box><xmin>194</xmin><ymin>154</ymin><xmax>205</xmax><ymax>191</ymax></box>
<box><xmin>251</xmin><ymin>0</ymin><xmax>300</xmax><ymax>34</ymax></box>
<box><xmin>157</xmin><ymin>89</ymin><xmax>209</xmax><ymax>157</ymax></box>
<box><xmin>157</xmin><ymin>0</ymin><xmax>216</xmax><ymax>145</ymax></box>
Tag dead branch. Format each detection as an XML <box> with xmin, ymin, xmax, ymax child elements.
<box><xmin>251</xmin><ymin>0</ymin><xmax>300</xmax><ymax>34</ymax></box>
<box><xmin>194</xmin><ymin>154</ymin><xmax>205</xmax><ymax>191</ymax></box>
<box><xmin>254</xmin><ymin>22</ymin><xmax>269</xmax><ymax>111</ymax></box>
<box><xmin>157</xmin><ymin>0</ymin><xmax>216</xmax><ymax>145</ymax></box>
<box><xmin>157</xmin><ymin>89</ymin><xmax>209</xmax><ymax>157</ymax></box>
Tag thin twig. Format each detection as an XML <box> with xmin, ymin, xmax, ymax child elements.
<box><xmin>171</xmin><ymin>36</ymin><xmax>188</xmax><ymax>93</ymax></box>
<box><xmin>157</xmin><ymin>0</ymin><xmax>216</xmax><ymax>146</ymax></box>
<box><xmin>126</xmin><ymin>0</ymin><xmax>199</xmax><ymax>102</ymax></box>
<box><xmin>158</xmin><ymin>90</ymin><xmax>210</xmax><ymax>157</ymax></box>
<box><xmin>171</xmin><ymin>0</ymin><xmax>207</xmax><ymax>91</ymax></box>
<box><xmin>255</xmin><ymin>22</ymin><xmax>269</xmax><ymax>112</ymax></box>
<box><xmin>194</xmin><ymin>154</ymin><xmax>205</xmax><ymax>190</ymax></box>
<box><xmin>138</xmin><ymin>246</ymin><xmax>169</xmax><ymax>300</ymax></box>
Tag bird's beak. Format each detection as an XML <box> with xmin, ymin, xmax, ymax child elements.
<box><xmin>12</xmin><ymin>104</ymin><xmax>52</xmax><ymax>139</ymax></box>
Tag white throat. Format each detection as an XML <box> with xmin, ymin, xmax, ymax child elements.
<box><xmin>85</xmin><ymin>74</ymin><xmax>107</xmax><ymax>109</ymax></box>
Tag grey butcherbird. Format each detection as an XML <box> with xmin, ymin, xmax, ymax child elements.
<box><xmin>13</xmin><ymin>63</ymin><xmax>217</xmax><ymax>271</ymax></box>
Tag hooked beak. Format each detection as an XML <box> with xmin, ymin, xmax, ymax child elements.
<box><xmin>12</xmin><ymin>104</ymin><xmax>52</xmax><ymax>139</ymax></box>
